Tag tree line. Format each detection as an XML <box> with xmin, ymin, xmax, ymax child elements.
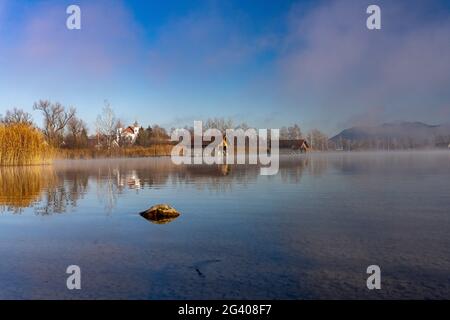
<box><xmin>170</xmin><ymin>117</ymin><xmax>329</xmax><ymax>151</ymax></box>
<box><xmin>1</xmin><ymin>101</ymin><xmax>329</xmax><ymax>151</ymax></box>
<box><xmin>0</xmin><ymin>101</ymin><xmax>169</xmax><ymax>150</ymax></box>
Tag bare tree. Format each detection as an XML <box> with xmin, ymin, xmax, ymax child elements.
<box><xmin>204</xmin><ymin>117</ymin><xmax>234</xmax><ymax>132</ymax></box>
<box><xmin>65</xmin><ymin>116</ymin><xmax>88</xmax><ymax>148</ymax></box>
<box><xmin>151</xmin><ymin>124</ymin><xmax>169</xmax><ymax>140</ymax></box>
<box><xmin>183</xmin><ymin>125</ymin><xmax>194</xmax><ymax>135</ymax></box>
<box><xmin>95</xmin><ymin>101</ymin><xmax>118</xmax><ymax>148</ymax></box>
<box><xmin>1</xmin><ymin>108</ymin><xmax>33</xmax><ymax>125</ymax></box>
<box><xmin>307</xmin><ymin>129</ymin><xmax>328</xmax><ymax>151</ymax></box>
<box><xmin>288</xmin><ymin>124</ymin><xmax>302</xmax><ymax>140</ymax></box>
<box><xmin>280</xmin><ymin>126</ymin><xmax>289</xmax><ymax>140</ymax></box>
<box><xmin>33</xmin><ymin>100</ymin><xmax>76</xmax><ymax>146</ymax></box>
<box><xmin>235</xmin><ymin>122</ymin><xmax>250</xmax><ymax>131</ymax></box>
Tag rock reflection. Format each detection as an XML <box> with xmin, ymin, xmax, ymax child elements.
<box><xmin>140</xmin><ymin>212</ymin><xmax>179</xmax><ymax>224</ymax></box>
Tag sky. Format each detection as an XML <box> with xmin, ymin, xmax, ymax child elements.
<box><xmin>0</xmin><ymin>0</ymin><xmax>449</xmax><ymax>136</ymax></box>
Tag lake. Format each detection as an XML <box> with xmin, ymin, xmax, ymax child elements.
<box><xmin>0</xmin><ymin>151</ymin><xmax>449</xmax><ymax>299</ymax></box>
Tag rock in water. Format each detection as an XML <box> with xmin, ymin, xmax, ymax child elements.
<box><xmin>140</xmin><ymin>204</ymin><xmax>180</xmax><ymax>224</ymax></box>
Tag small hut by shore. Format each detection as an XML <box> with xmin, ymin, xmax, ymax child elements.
<box><xmin>279</xmin><ymin>139</ymin><xmax>310</xmax><ymax>153</ymax></box>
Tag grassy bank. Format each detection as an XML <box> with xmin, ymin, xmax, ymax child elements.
<box><xmin>57</xmin><ymin>145</ymin><xmax>173</xmax><ymax>160</ymax></box>
<box><xmin>0</xmin><ymin>123</ymin><xmax>53</xmax><ymax>166</ymax></box>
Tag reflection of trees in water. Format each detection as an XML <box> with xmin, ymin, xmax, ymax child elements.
<box><xmin>35</xmin><ymin>171</ymin><xmax>89</xmax><ymax>215</ymax></box>
<box><xmin>307</xmin><ymin>155</ymin><xmax>329</xmax><ymax>177</ymax></box>
<box><xmin>279</xmin><ymin>155</ymin><xmax>328</xmax><ymax>184</ymax></box>
<box><xmin>95</xmin><ymin>166</ymin><xmax>120</xmax><ymax>214</ymax></box>
<box><xmin>280</xmin><ymin>157</ymin><xmax>308</xmax><ymax>184</ymax></box>
<box><xmin>172</xmin><ymin>164</ymin><xmax>261</xmax><ymax>194</ymax></box>
<box><xmin>0</xmin><ymin>156</ymin><xmax>328</xmax><ymax>215</ymax></box>
<box><xmin>0</xmin><ymin>166</ymin><xmax>57</xmax><ymax>213</ymax></box>
<box><xmin>0</xmin><ymin>166</ymin><xmax>89</xmax><ymax>215</ymax></box>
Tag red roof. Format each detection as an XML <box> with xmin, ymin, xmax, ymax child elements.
<box><xmin>122</xmin><ymin>127</ymin><xmax>135</xmax><ymax>135</ymax></box>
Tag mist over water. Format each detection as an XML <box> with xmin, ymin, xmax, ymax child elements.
<box><xmin>0</xmin><ymin>151</ymin><xmax>449</xmax><ymax>299</ymax></box>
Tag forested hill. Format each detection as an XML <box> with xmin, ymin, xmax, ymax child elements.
<box><xmin>330</xmin><ymin>122</ymin><xmax>450</xmax><ymax>149</ymax></box>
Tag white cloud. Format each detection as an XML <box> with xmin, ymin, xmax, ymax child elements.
<box><xmin>275</xmin><ymin>0</ymin><xmax>450</xmax><ymax>131</ymax></box>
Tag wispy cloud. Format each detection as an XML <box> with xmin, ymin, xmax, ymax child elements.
<box><xmin>6</xmin><ymin>0</ymin><xmax>143</xmax><ymax>77</ymax></box>
<box><xmin>275</xmin><ymin>0</ymin><xmax>450</xmax><ymax>131</ymax></box>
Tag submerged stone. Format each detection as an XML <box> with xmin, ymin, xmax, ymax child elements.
<box><xmin>140</xmin><ymin>204</ymin><xmax>180</xmax><ymax>224</ymax></box>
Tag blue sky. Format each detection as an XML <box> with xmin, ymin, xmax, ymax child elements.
<box><xmin>0</xmin><ymin>0</ymin><xmax>449</xmax><ymax>135</ymax></box>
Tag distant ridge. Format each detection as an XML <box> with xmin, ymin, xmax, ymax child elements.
<box><xmin>330</xmin><ymin>122</ymin><xmax>450</xmax><ymax>149</ymax></box>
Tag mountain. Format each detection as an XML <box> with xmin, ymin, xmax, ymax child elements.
<box><xmin>330</xmin><ymin>122</ymin><xmax>450</xmax><ymax>149</ymax></box>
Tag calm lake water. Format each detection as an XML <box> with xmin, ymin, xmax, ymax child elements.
<box><xmin>0</xmin><ymin>151</ymin><xmax>449</xmax><ymax>299</ymax></box>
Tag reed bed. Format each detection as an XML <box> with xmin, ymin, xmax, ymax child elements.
<box><xmin>0</xmin><ymin>123</ymin><xmax>53</xmax><ymax>166</ymax></box>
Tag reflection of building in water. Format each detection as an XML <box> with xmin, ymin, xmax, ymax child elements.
<box><xmin>180</xmin><ymin>163</ymin><xmax>259</xmax><ymax>193</ymax></box>
<box><xmin>116</xmin><ymin>170</ymin><xmax>141</xmax><ymax>189</ymax></box>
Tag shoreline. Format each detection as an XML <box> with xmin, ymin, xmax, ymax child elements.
<box><xmin>1</xmin><ymin>148</ymin><xmax>448</xmax><ymax>167</ymax></box>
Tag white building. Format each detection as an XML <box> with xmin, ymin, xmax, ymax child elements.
<box><xmin>116</xmin><ymin>122</ymin><xmax>140</xmax><ymax>144</ymax></box>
